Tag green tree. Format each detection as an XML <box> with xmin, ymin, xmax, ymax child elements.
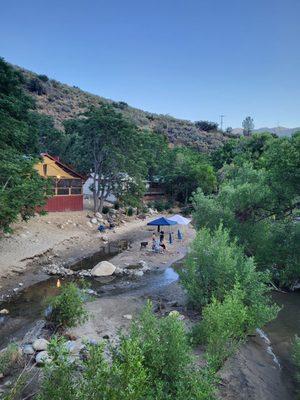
<box><xmin>163</xmin><ymin>147</ymin><xmax>216</xmax><ymax>204</ymax></box>
<box><xmin>64</xmin><ymin>106</ymin><xmax>148</xmax><ymax>212</ymax></box>
<box><xmin>0</xmin><ymin>150</ymin><xmax>51</xmax><ymax>232</ymax></box>
<box><xmin>242</xmin><ymin>116</ymin><xmax>254</xmax><ymax>136</ymax></box>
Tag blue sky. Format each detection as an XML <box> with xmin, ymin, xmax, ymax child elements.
<box><xmin>1</xmin><ymin>0</ymin><xmax>299</xmax><ymax>128</ymax></box>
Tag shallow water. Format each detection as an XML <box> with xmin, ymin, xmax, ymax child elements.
<box><xmin>264</xmin><ymin>291</ymin><xmax>300</xmax><ymax>398</ymax></box>
<box><xmin>0</xmin><ymin>246</ymin><xmax>180</xmax><ymax>348</ymax></box>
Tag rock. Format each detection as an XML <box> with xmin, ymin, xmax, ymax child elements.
<box><xmin>0</xmin><ymin>309</ymin><xmax>9</xmax><ymax>315</ymax></box>
<box><xmin>86</xmin><ymin>221</ymin><xmax>94</xmax><ymax>228</ymax></box>
<box><xmin>95</xmin><ymin>212</ymin><xmax>103</xmax><ymax>220</ymax></box>
<box><xmin>123</xmin><ymin>314</ymin><xmax>132</xmax><ymax>320</ymax></box>
<box><xmin>23</xmin><ymin>344</ymin><xmax>35</xmax><ymax>355</ymax></box>
<box><xmin>114</xmin><ymin>267</ymin><xmax>125</xmax><ymax>276</ymax></box>
<box><xmin>168</xmin><ymin>310</ymin><xmax>185</xmax><ymax>320</ymax></box>
<box><xmin>18</xmin><ymin>282</ymin><xmax>23</xmax><ymax>287</ymax></box>
<box><xmin>0</xmin><ymin>373</ymin><xmax>3</xmax><ymax>379</ymax></box>
<box><xmin>91</xmin><ymin>261</ymin><xmax>116</xmax><ymax>277</ymax></box>
<box><xmin>132</xmin><ymin>270</ymin><xmax>144</xmax><ymax>277</ymax></box>
<box><xmin>65</xmin><ymin>340</ymin><xmax>83</xmax><ymax>355</ymax></box>
<box><xmin>33</xmin><ymin>338</ymin><xmax>49</xmax><ymax>351</ymax></box>
<box><xmin>91</xmin><ymin>218</ymin><xmax>98</xmax><ymax>224</ymax></box>
<box><xmin>35</xmin><ymin>351</ymin><xmax>51</xmax><ymax>365</ymax></box>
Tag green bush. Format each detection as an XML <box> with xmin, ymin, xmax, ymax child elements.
<box><xmin>180</xmin><ymin>224</ymin><xmax>276</xmax><ymax>319</ymax></box>
<box><xmin>193</xmin><ymin>285</ymin><xmax>249</xmax><ymax>369</ymax></box>
<box><xmin>153</xmin><ymin>199</ymin><xmax>165</xmax><ymax>212</ymax></box>
<box><xmin>47</xmin><ymin>282</ymin><xmax>88</xmax><ymax>329</ymax></box>
<box><xmin>0</xmin><ymin>343</ymin><xmax>22</xmax><ymax>375</ymax></box>
<box><xmin>37</xmin><ymin>303</ymin><xmax>216</xmax><ymax>400</ymax></box>
<box><xmin>127</xmin><ymin>206</ymin><xmax>134</xmax><ymax>216</ymax></box>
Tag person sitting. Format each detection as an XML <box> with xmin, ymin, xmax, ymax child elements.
<box><xmin>159</xmin><ymin>240</ymin><xmax>166</xmax><ymax>251</ymax></box>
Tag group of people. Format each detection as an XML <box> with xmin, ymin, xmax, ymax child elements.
<box><xmin>152</xmin><ymin>230</ymin><xmax>166</xmax><ymax>252</ymax></box>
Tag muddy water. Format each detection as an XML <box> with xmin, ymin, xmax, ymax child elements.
<box><xmin>263</xmin><ymin>291</ymin><xmax>300</xmax><ymax>398</ymax></box>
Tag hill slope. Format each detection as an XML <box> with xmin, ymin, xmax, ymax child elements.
<box><xmin>16</xmin><ymin>66</ymin><xmax>229</xmax><ymax>152</ymax></box>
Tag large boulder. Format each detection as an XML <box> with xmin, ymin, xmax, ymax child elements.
<box><xmin>91</xmin><ymin>261</ymin><xmax>116</xmax><ymax>277</ymax></box>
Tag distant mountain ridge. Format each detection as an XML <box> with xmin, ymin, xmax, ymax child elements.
<box><xmin>14</xmin><ymin>65</ymin><xmax>230</xmax><ymax>153</ymax></box>
<box><xmin>232</xmin><ymin>126</ymin><xmax>299</xmax><ymax>137</ymax></box>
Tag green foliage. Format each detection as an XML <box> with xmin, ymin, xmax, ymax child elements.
<box><xmin>163</xmin><ymin>147</ymin><xmax>217</xmax><ymax>205</ymax></box>
<box><xmin>36</xmin><ymin>336</ymin><xmax>78</xmax><ymax>400</ymax></box>
<box><xmin>63</xmin><ymin>105</ymin><xmax>147</xmax><ymax>213</ymax></box>
<box><xmin>153</xmin><ymin>199</ymin><xmax>165</xmax><ymax>212</ymax></box>
<box><xmin>102</xmin><ymin>206</ymin><xmax>109</xmax><ymax>214</ymax></box>
<box><xmin>126</xmin><ymin>206</ymin><xmax>134</xmax><ymax>216</ymax></box>
<box><xmin>37</xmin><ymin>303</ymin><xmax>216</xmax><ymax>400</ymax></box>
<box><xmin>242</xmin><ymin>116</ymin><xmax>254</xmax><ymax>136</ymax></box>
<box><xmin>0</xmin><ymin>343</ymin><xmax>22</xmax><ymax>375</ymax></box>
<box><xmin>27</xmin><ymin>77</ymin><xmax>47</xmax><ymax>95</ymax></box>
<box><xmin>180</xmin><ymin>225</ymin><xmax>276</xmax><ymax>318</ymax></box>
<box><xmin>47</xmin><ymin>282</ymin><xmax>88</xmax><ymax>328</ymax></box>
<box><xmin>195</xmin><ymin>120</ymin><xmax>218</xmax><ymax>132</ymax></box>
<box><xmin>0</xmin><ymin>150</ymin><xmax>51</xmax><ymax>232</ymax></box>
<box><xmin>192</xmin><ymin>134</ymin><xmax>300</xmax><ymax>288</ymax></box>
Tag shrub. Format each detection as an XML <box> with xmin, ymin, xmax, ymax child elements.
<box><xmin>37</xmin><ymin>303</ymin><xmax>216</xmax><ymax>400</ymax></box>
<box><xmin>102</xmin><ymin>206</ymin><xmax>110</xmax><ymax>214</ymax></box>
<box><xmin>27</xmin><ymin>77</ymin><xmax>47</xmax><ymax>95</ymax></box>
<box><xmin>127</xmin><ymin>206</ymin><xmax>134</xmax><ymax>216</ymax></box>
<box><xmin>37</xmin><ymin>74</ymin><xmax>49</xmax><ymax>82</ymax></box>
<box><xmin>47</xmin><ymin>282</ymin><xmax>88</xmax><ymax>328</ymax></box>
<box><xmin>0</xmin><ymin>343</ymin><xmax>22</xmax><ymax>375</ymax></box>
<box><xmin>114</xmin><ymin>201</ymin><xmax>120</xmax><ymax>210</ymax></box>
<box><xmin>192</xmin><ymin>285</ymin><xmax>249</xmax><ymax>369</ymax></box>
<box><xmin>153</xmin><ymin>199</ymin><xmax>165</xmax><ymax>212</ymax></box>
<box><xmin>179</xmin><ymin>224</ymin><xmax>276</xmax><ymax>318</ymax></box>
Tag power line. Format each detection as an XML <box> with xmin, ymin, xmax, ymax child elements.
<box><xmin>220</xmin><ymin>114</ymin><xmax>225</xmax><ymax>131</ymax></box>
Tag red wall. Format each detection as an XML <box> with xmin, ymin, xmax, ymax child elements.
<box><xmin>44</xmin><ymin>195</ymin><xmax>83</xmax><ymax>212</ymax></box>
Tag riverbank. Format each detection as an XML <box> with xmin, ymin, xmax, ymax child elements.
<box><xmin>0</xmin><ymin>210</ymin><xmax>180</xmax><ymax>296</ymax></box>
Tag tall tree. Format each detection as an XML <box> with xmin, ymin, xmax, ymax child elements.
<box><xmin>242</xmin><ymin>116</ymin><xmax>254</xmax><ymax>136</ymax></box>
<box><xmin>64</xmin><ymin>106</ymin><xmax>148</xmax><ymax>213</ymax></box>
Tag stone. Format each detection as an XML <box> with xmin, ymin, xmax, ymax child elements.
<box><xmin>169</xmin><ymin>310</ymin><xmax>185</xmax><ymax>320</ymax></box>
<box><xmin>123</xmin><ymin>314</ymin><xmax>132</xmax><ymax>320</ymax></box>
<box><xmin>35</xmin><ymin>351</ymin><xmax>51</xmax><ymax>365</ymax></box>
<box><xmin>0</xmin><ymin>309</ymin><xmax>9</xmax><ymax>315</ymax></box>
<box><xmin>91</xmin><ymin>261</ymin><xmax>116</xmax><ymax>277</ymax></box>
<box><xmin>95</xmin><ymin>212</ymin><xmax>103</xmax><ymax>220</ymax></box>
<box><xmin>91</xmin><ymin>218</ymin><xmax>98</xmax><ymax>224</ymax></box>
<box><xmin>23</xmin><ymin>344</ymin><xmax>35</xmax><ymax>355</ymax></box>
<box><xmin>33</xmin><ymin>338</ymin><xmax>49</xmax><ymax>351</ymax></box>
<box><xmin>132</xmin><ymin>270</ymin><xmax>144</xmax><ymax>277</ymax></box>
<box><xmin>86</xmin><ymin>221</ymin><xmax>94</xmax><ymax>228</ymax></box>
<box><xmin>65</xmin><ymin>340</ymin><xmax>83</xmax><ymax>355</ymax></box>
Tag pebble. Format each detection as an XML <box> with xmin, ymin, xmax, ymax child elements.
<box><xmin>123</xmin><ymin>314</ymin><xmax>133</xmax><ymax>320</ymax></box>
<box><xmin>0</xmin><ymin>309</ymin><xmax>9</xmax><ymax>315</ymax></box>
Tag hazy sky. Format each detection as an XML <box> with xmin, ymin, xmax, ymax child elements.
<box><xmin>1</xmin><ymin>0</ymin><xmax>300</xmax><ymax>128</ymax></box>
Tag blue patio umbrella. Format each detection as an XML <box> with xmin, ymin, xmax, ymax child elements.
<box><xmin>147</xmin><ymin>216</ymin><xmax>178</xmax><ymax>236</ymax></box>
<box><xmin>147</xmin><ymin>216</ymin><xmax>178</xmax><ymax>227</ymax></box>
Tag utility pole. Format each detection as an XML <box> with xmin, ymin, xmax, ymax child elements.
<box><xmin>220</xmin><ymin>114</ymin><xmax>225</xmax><ymax>131</ymax></box>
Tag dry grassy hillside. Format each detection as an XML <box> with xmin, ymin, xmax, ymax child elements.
<box><xmin>17</xmin><ymin>66</ymin><xmax>229</xmax><ymax>152</ymax></box>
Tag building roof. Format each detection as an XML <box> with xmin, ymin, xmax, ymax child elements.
<box><xmin>35</xmin><ymin>153</ymin><xmax>84</xmax><ymax>180</ymax></box>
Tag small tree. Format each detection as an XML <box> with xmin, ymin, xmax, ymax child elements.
<box><xmin>242</xmin><ymin>116</ymin><xmax>254</xmax><ymax>136</ymax></box>
<box><xmin>47</xmin><ymin>282</ymin><xmax>88</xmax><ymax>329</ymax></box>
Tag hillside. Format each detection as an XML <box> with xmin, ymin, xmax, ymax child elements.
<box><xmin>232</xmin><ymin>126</ymin><xmax>299</xmax><ymax>137</ymax></box>
<box><xmin>16</xmin><ymin>66</ymin><xmax>229</xmax><ymax>152</ymax></box>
